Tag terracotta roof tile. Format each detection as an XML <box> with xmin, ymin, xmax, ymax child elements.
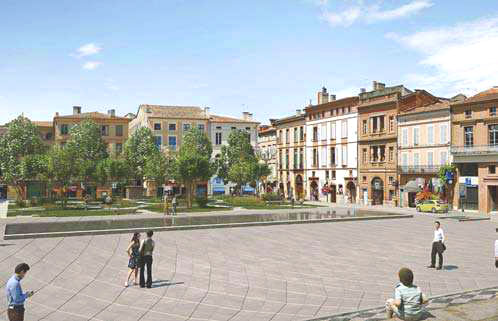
<box><xmin>210</xmin><ymin>114</ymin><xmax>259</xmax><ymax>124</ymax></box>
<box><xmin>56</xmin><ymin>112</ymin><xmax>130</xmax><ymax>121</ymax></box>
<box><xmin>32</xmin><ymin>121</ymin><xmax>53</xmax><ymax>127</ymax></box>
<box><xmin>399</xmin><ymin>100</ymin><xmax>450</xmax><ymax>115</ymax></box>
<box><xmin>141</xmin><ymin>105</ymin><xmax>208</xmax><ymax>119</ymax></box>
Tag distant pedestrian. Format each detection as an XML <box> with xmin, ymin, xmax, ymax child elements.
<box><xmin>125</xmin><ymin>233</ymin><xmax>141</xmax><ymax>287</ymax></box>
<box><xmin>386</xmin><ymin>267</ymin><xmax>428</xmax><ymax>320</ymax></box>
<box><xmin>6</xmin><ymin>263</ymin><xmax>34</xmax><ymax>321</ymax></box>
<box><xmin>427</xmin><ymin>221</ymin><xmax>445</xmax><ymax>270</ymax></box>
<box><xmin>139</xmin><ymin>230</ymin><xmax>155</xmax><ymax>288</ymax></box>
<box><xmin>495</xmin><ymin>240</ymin><xmax>498</xmax><ymax>268</ymax></box>
<box><xmin>172</xmin><ymin>195</ymin><xmax>177</xmax><ymax>216</ymax></box>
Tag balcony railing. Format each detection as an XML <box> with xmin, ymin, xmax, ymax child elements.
<box><xmin>398</xmin><ymin>165</ymin><xmax>440</xmax><ymax>174</ymax></box>
<box><xmin>451</xmin><ymin>145</ymin><xmax>498</xmax><ymax>155</ymax></box>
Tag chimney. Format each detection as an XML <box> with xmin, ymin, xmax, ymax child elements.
<box><xmin>108</xmin><ymin>109</ymin><xmax>116</xmax><ymax>117</ymax></box>
<box><xmin>73</xmin><ymin>106</ymin><xmax>81</xmax><ymax>115</ymax></box>
<box><xmin>204</xmin><ymin>107</ymin><xmax>210</xmax><ymax>117</ymax></box>
<box><xmin>242</xmin><ymin>111</ymin><xmax>250</xmax><ymax>120</ymax></box>
<box><xmin>360</xmin><ymin>88</ymin><xmax>366</xmax><ymax>93</ymax></box>
<box><xmin>248</xmin><ymin>113</ymin><xmax>253</xmax><ymax>120</ymax></box>
<box><xmin>296</xmin><ymin>109</ymin><xmax>301</xmax><ymax>116</ymax></box>
<box><xmin>329</xmin><ymin>94</ymin><xmax>336</xmax><ymax>101</ymax></box>
<box><xmin>317</xmin><ymin>87</ymin><xmax>329</xmax><ymax>104</ymax></box>
<box><xmin>55</xmin><ymin>112</ymin><xmax>59</xmax><ymax>117</ymax></box>
<box><xmin>373</xmin><ymin>81</ymin><xmax>385</xmax><ymax>91</ymax></box>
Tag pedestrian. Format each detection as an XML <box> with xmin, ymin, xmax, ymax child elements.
<box><xmin>6</xmin><ymin>263</ymin><xmax>34</xmax><ymax>321</ymax></box>
<box><xmin>172</xmin><ymin>195</ymin><xmax>177</xmax><ymax>216</ymax></box>
<box><xmin>385</xmin><ymin>267</ymin><xmax>428</xmax><ymax>320</ymax></box>
<box><xmin>163</xmin><ymin>193</ymin><xmax>170</xmax><ymax>215</ymax></box>
<box><xmin>427</xmin><ymin>221</ymin><xmax>445</xmax><ymax>270</ymax></box>
<box><xmin>139</xmin><ymin>230</ymin><xmax>155</xmax><ymax>288</ymax></box>
<box><xmin>125</xmin><ymin>232</ymin><xmax>141</xmax><ymax>287</ymax></box>
<box><xmin>495</xmin><ymin>240</ymin><xmax>498</xmax><ymax>268</ymax></box>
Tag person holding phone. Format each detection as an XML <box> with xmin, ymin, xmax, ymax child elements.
<box><xmin>5</xmin><ymin>263</ymin><xmax>34</xmax><ymax>321</ymax></box>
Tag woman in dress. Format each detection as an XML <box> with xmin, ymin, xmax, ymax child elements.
<box><xmin>125</xmin><ymin>232</ymin><xmax>141</xmax><ymax>287</ymax></box>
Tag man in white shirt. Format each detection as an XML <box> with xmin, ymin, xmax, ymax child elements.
<box><xmin>428</xmin><ymin>221</ymin><xmax>445</xmax><ymax>270</ymax></box>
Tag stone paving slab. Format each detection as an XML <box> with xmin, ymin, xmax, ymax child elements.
<box><xmin>0</xmin><ymin>213</ymin><xmax>497</xmax><ymax>320</ymax></box>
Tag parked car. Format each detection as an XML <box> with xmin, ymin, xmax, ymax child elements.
<box><xmin>416</xmin><ymin>200</ymin><xmax>448</xmax><ymax>213</ymax></box>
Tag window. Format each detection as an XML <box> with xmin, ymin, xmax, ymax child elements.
<box><xmin>389</xmin><ymin>146</ymin><xmax>394</xmax><ymax>162</ymax></box>
<box><xmin>341</xmin><ymin>120</ymin><xmax>347</xmax><ymax>138</ymax></box>
<box><xmin>115</xmin><ymin>125</ymin><xmax>123</xmax><ymax>137</ymax></box>
<box><xmin>168</xmin><ymin>136</ymin><xmax>177</xmax><ymax>150</ymax></box>
<box><xmin>489</xmin><ymin>124</ymin><xmax>498</xmax><ymax>146</ymax></box>
<box><xmin>440</xmin><ymin>124</ymin><xmax>447</xmax><ymax>144</ymax></box>
<box><xmin>372</xmin><ymin>146</ymin><xmax>379</xmax><ymax>162</ymax></box>
<box><xmin>101</xmin><ymin>125</ymin><xmax>109</xmax><ymax>136</ymax></box>
<box><xmin>380</xmin><ymin>145</ymin><xmax>386</xmax><ymax>162</ymax></box>
<box><xmin>45</xmin><ymin>132</ymin><xmax>53</xmax><ymax>140</ymax></box>
<box><xmin>332</xmin><ymin>170</ymin><xmax>336</xmax><ymax>180</ymax></box>
<box><xmin>389</xmin><ymin>176</ymin><xmax>394</xmax><ymax>184</ymax></box>
<box><xmin>428</xmin><ymin>152</ymin><xmax>433</xmax><ymax>166</ymax></box>
<box><xmin>313</xmin><ymin>126</ymin><xmax>318</xmax><ymax>141</ymax></box>
<box><xmin>293</xmin><ymin>149</ymin><xmax>298</xmax><ymax>169</ymax></box>
<box><xmin>362</xmin><ymin>120</ymin><xmax>367</xmax><ymax>135</ymax></box>
<box><xmin>299</xmin><ymin>126</ymin><xmax>304</xmax><ymax>141</ymax></box>
<box><xmin>389</xmin><ymin>116</ymin><xmax>394</xmax><ymax>132</ymax></box>
<box><xmin>245</xmin><ymin>127</ymin><xmax>250</xmax><ymax>131</ymax></box>
<box><xmin>464</xmin><ymin>126</ymin><xmax>473</xmax><ymax>146</ymax></box>
<box><xmin>325</xmin><ymin>170</ymin><xmax>329</xmax><ymax>180</ymax></box>
<box><xmin>115</xmin><ymin>143</ymin><xmax>123</xmax><ymax>154</ymax></box>
<box><xmin>294</xmin><ymin>128</ymin><xmax>298</xmax><ymax>143</ymax></box>
<box><xmin>362</xmin><ymin>148</ymin><xmax>367</xmax><ymax>164</ymax></box>
<box><xmin>362</xmin><ymin>176</ymin><xmax>367</xmax><ymax>183</ymax></box>
<box><xmin>279</xmin><ymin>151</ymin><xmax>282</xmax><ymax>169</ymax></box>
<box><xmin>490</xmin><ymin>106</ymin><xmax>497</xmax><ymax>116</ymax></box>
<box><xmin>465</xmin><ymin>110</ymin><xmax>472</xmax><ymax>118</ymax></box>
<box><xmin>402</xmin><ymin>153</ymin><xmax>408</xmax><ymax>167</ymax></box>
<box><xmin>183</xmin><ymin>123</ymin><xmax>191</xmax><ymax>131</ymax></box>
<box><xmin>285</xmin><ymin>150</ymin><xmax>289</xmax><ymax>169</ymax></box>
<box><xmin>313</xmin><ymin>148</ymin><xmax>318</xmax><ymax>167</ymax></box>
<box><xmin>169</xmin><ymin>123</ymin><xmax>177</xmax><ymax>131</ymax></box>
<box><xmin>154</xmin><ymin>136</ymin><xmax>162</xmax><ymax>148</ymax></box>
<box><xmin>321</xmin><ymin>124</ymin><xmax>327</xmax><ymax>141</ymax></box>
<box><xmin>330</xmin><ymin>122</ymin><xmax>336</xmax><ymax>139</ymax></box>
<box><xmin>428</xmin><ymin>125</ymin><xmax>434</xmax><ymax>145</ymax></box>
<box><xmin>154</xmin><ymin>123</ymin><xmax>161</xmax><ymax>130</ymax></box>
<box><xmin>215</xmin><ymin>126</ymin><xmax>222</xmax><ymax>130</ymax></box>
<box><xmin>299</xmin><ymin>148</ymin><xmax>303</xmax><ymax>169</ymax></box>
<box><xmin>286</xmin><ymin>129</ymin><xmax>289</xmax><ymax>143</ymax></box>
<box><xmin>402</xmin><ymin>128</ymin><xmax>408</xmax><ymax>146</ymax></box>
<box><xmin>215</xmin><ymin>132</ymin><xmax>222</xmax><ymax>145</ymax></box>
<box><xmin>321</xmin><ymin>146</ymin><xmax>327</xmax><ymax>167</ymax></box>
<box><xmin>413</xmin><ymin>127</ymin><xmax>419</xmax><ymax>146</ymax></box>
<box><xmin>414</xmin><ymin>153</ymin><xmax>419</xmax><ymax>166</ymax></box>
<box><xmin>440</xmin><ymin>151</ymin><xmax>447</xmax><ymax>165</ymax></box>
<box><xmin>60</xmin><ymin>124</ymin><xmax>69</xmax><ymax>135</ymax></box>
<box><xmin>489</xmin><ymin>165</ymin><xmax>496</xmax><ymax>174</ymax></box>
<box><xmin>198</xmin><ymin>124</ymin><xmax>205</xmax><ymax>131</ymax></box>
<box><xmin>330</xmin><ymin>147</ymin><xmax>336</xmax><ymax>166</ymax></box>
<box><xmin>342</xmin><ymin>146</ymin><xmax>348</xmax><ymax>165</ymax></box>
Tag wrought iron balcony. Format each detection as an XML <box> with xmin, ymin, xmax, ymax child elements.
<box><xmin>398</xmin><ymin>165</ymin><xmax>441</xmax><ymax>174</ymax></box>
<box><xmin>451</xmin><ymin>144</ymin><xmax>498</xmax><ymax>155</ymax></box>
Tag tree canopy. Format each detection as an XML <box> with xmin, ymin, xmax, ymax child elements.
<box><xmin>124</xmin><ymin>127</ymin><xmax>158</xmax><ymax>184</ymax></box>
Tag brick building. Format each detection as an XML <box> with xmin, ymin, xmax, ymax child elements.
<box><xmin>357</xmin><ymin>81</ymin><xmax>412</xmax><ymax>206</ymax></box>
<box><xmin>451</xmin><ymin>87</ymin><xmax>498</xmax><ymax>213</ymax></box>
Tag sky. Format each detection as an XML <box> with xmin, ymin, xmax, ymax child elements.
<box><xmin>1</xmin><ymin>0</ymin><xmax>498</xmax><ymax>125</ymax></box>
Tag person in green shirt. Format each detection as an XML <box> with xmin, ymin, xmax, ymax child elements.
<box><xmin>386</xmin><ymin>267</ymin><xmax>428</xmax><ymax>321</ymax></box>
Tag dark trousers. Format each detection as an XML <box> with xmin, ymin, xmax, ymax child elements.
<box><xmin>8</xmin><ymin>306</ymin><xmax>25</xmax><ymax>321</ymax></box>
<box><xmin>140</xmin><ymin>255</ymin><xmax>153</xmax><ymax>287</ymax></box>
<box><xmin>431</xmin><ymin>241</ymin><xmax>444</xmax><ymax>267</ymax></box>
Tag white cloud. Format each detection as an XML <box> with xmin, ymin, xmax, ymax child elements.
<box><xmin>387</xmin><ymin>16</ymin><xmax>498</xmax><ymax>95</ymax></box>
<box><xmin>73</xmin><ymin>43</ymin><xmax>102</xmax><ymax>58</ymax></box>
<box><xmin>320</xmin><ymin>0</ymin><xmax>432</xmax><ymax>27</ymax></box>
<box><xmin>104</xmin><ymin>78</ymin><xmax>119</xmax><ymax>91</ymax></box>
<box><xmin>82</xmin><ymin>61</ymin><xmax>103</xmax><ymax>70</ymax></box>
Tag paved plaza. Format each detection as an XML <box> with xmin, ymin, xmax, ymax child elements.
<box><xmin>0</xmin><ymin>214</ymin><xmax>497</xmax><ymax>321</ymax></box>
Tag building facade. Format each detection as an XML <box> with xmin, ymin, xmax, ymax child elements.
<box><xmin>208</xmin><ymin>112</ymin><xmax>259</xmax><ymax>195</ymax></box>
<box><xmin>257</xmin><ymin>124</ymin><xmax>278</xmax><ymax>192</ymax></box>
<box><xmin>397</xmin><ymin>91</ymin><xmax>452</xmax><ymax>207</ymax></box>
<box><xmin>451</xmin><ymin>87</ymin><xmax>498</xmax><ymax>214</ymax></box>
<box><xmin>305</xmin><ymin>88</ymin><xmax>359</xmax><ymax>203</ymax></box>
<box><xmin>357</xmin><ymin>82</ymin><xmax>412</xmax><ymax>206</ymax></box>
<box><xmin>273</xmin><ymin>112</ymin><xmax>306</xmax><ymax>200</ymax></box>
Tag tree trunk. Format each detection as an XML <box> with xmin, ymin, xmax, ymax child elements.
<box><xmin>185</xmin><ymin>181</ymin><xmax>192</xmax><ymax>208</ymax></box>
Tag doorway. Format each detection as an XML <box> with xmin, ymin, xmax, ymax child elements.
<box><xmin>329</xmin><ymin>184</ymin><xmax>337</xmax><ymax>203</ymax></box>
<box><xmin>489</xmin><ymin>186</ymin><xmax>498</xmax><ymax>211</ymax></box>
<box><xmin>295</xmin><ymin>175</ymin><xmax>303</xmax><ymax>200</ymax></box>
<box><xmin>371</xmin><ymin>177</ymin><xmax>384</xmax><ymax>205</ymax></box>
<box><xmin>310</xmin><ymin>181</ymin><xmax>318</xmax><ymax>201</ymax></box>
<box><xmin>346</xmin><ymin>182</ymin><xmax>356</xmax><ymax>203</ymax></box>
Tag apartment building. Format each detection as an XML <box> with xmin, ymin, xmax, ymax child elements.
<box><xmin>208</xmin><ymin>112</ymin><xmax>259</xmax><ymax>195</ymax></box>
<box><xmin>305</xmin><ymin>87</ymin><xmax>359</xmax><ymax>203</ymax></box>
<box><xmin>451</xmin><ymin>87</ymin><xmax>498</xmax><ymax>213</ymax></box>
<box><xmin>257</xmin><ymin>124</ymin><xmax>278</xmax><ymax>192</ymax></box>
<box><xmin>397</xmin><ymin>91</ymin><xmax>451</xmax><ymax>207</ymax></box>
<box><xmin>55</xmin><ymin>106</ymin><xmax>130</xmax><ymax>156</ymax></box>
<box><xmin>273</xmin><ymin>111</ymin><xmax>306</xmax><ymax>200</ymax></box>
<box><xmin>129</xmin><ymin>104</ymin><xmax>210</xmax><ymax>196</ymax></box>
<box><xmin>358</xmin><ymin>81</ymin><xmax>412</xmax><ymax>206</ymax></box>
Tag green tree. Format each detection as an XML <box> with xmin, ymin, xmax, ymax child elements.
<box><xmin>172</xmin><ymin>128</ymin><xmax>214</xmax><ymax>208</ymax></box>
<box><xmin>124</xmin><ymin>127</ymin><xmax>158</xmax><ymax>184</ymax></box>
<box><xmin>65</xmin><ymin>119</ymin><xmax>108</xmax><ymax>196</ymax></box>
<box><xmin>95</xmin><ymin>157</ymin><xmax>131</xmax><ymax>197</ymax></box>
<box><xmin>45</xmin><ymin>146</ymin><xmax>78</xmax><ymax>208</ymax></box>
<box><xmin>0</xmin><ymin>115</ymin><xmax>46</xmax><ymax>201</ymax></box>
<box><xmin>144</xmin><ymin>152</ymin><xmax>173</xmax><ymax>189</ymax></box>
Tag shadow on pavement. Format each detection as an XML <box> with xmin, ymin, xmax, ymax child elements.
<box><xmin>443</xmin><ymin>265</ymin><xmax>458</xmax><ymax>271</ymax></box>
<box><xmin>151</xmin><ymin>280</ymin><xmax>184</xmax><ymax>288</ymax></box>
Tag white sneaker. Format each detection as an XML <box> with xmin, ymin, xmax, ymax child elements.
<box><xmin>124</xmin><ymin>282</ymin><xmax>128</xmax><ymax>287</ymax></box>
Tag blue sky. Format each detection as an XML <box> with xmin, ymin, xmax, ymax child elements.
<box><xmin>1</xmin><ymin>0</ymin><xmax>498</xmax><ymax>125</ymax></box>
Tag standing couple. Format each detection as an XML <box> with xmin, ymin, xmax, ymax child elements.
<box><xmin>125</xmin><ymin>230</ymin><xmax>155</xmax><ymax>288</ymax></box>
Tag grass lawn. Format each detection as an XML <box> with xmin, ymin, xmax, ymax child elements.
<box><xmin>7</xmin><ymin>208</ymin><xmax>137</xmax><ymax>217</ymax></box>
<box><xmin>143</xmin><ymin>204</ymin><xmax>233</xmax><ymax>214</ymax></box>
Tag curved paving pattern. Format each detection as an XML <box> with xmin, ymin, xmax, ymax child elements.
<box><xmin>0</xmin><ymin>215</ymin><xmax>497</xmax><ymax>321</ymax></box>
